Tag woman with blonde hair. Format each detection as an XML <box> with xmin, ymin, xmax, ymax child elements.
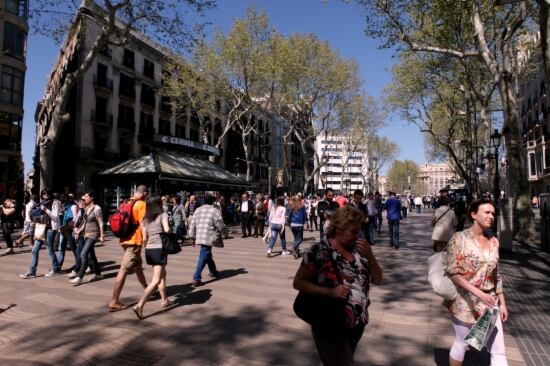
<box><xmin>293</xmin><ymin>206</ymin><xmax>382</xmax><ymax>365</ymax></box>
<box><xmin>288</xmin><ymin>195</ymin><xmax>308</xmax><ymax>258</ymax></box>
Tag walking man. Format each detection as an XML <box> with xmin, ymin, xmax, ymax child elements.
<box><xmin>108</xmin><ymin>185</ymin><xmax>149</xmax><ymax>312</ymax></box>
<box><xmin>239</xmin><ymin>193</ymin><xmax>254</xmax><ymax>238</ymax></box>
<box><xmin>184</xmin><ymin>194</ymin><xmax>200</xmax><ymax>230</ymax></box>
<box><xmin>188</xmin><ymin>195</ymin><xmax>227</xmax><ymax>287</ymax></box>
<box><xmin>414</xmin><ymin>195</ymin><xmax>423</xmax><ymax>214</ymax></box>
<box><xmin>365</xmin><ymin>192</ymin><xmax>377</xmax><ymax>244</ymax></box>
<box><xmin>384</xmin><ymin>191</ymin><xmax>402</xmax><ymax>249</ymax></box>
<box><xmin>316</xmin><ymin>188</ymin><xmax>339</xmax><ymax>238</ymax></box>
<box><xmin>374</xmin><ymin>191</ymin><xmax>384</xmax><ymax>234</ymax></box>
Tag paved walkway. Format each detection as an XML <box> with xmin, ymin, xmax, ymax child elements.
<box><xmin>0</xmin><ymin>211</ymin><xmax>543</xmax><ymax>365</ymax></box>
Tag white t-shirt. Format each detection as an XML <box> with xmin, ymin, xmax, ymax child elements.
<box><xmin>241</xmin><ymin>201</ymin><xmax>249</xmax><ymax>213</ymax></box>
<box><xmin>25</xmin><ymin>200</ymin><xmax>35</xmax><ymax>222</ymax></box>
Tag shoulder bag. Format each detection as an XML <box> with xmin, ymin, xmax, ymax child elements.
<box><xmin>427</xmin><ymin>231</ymin><xmax>463</xmax><ymax>300</ymax></box>
<box><xmin>34</xmin><ymin>223</ymin><xmax>47</xmax><ymax>241</ymax></box>
<box><xmin>160</xmin><ymin>232</ymin><xmax>181</xmax><ymax>254</ymax></box>
<box><xmin>431</xmin><ymin>207</ymin><xmax>451</xmax><ymax>227</ymax></box>
<box><xmin>293</xmin><ymin>241</ymin><xmax>348</xmax><ymax>333</ymax></box>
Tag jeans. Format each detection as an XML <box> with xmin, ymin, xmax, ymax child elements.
<box><xmin>193</xmin><ymin>245</ymin><xmax>217</xmax><ymax>281</ymax></box>
<box><xmin>367</xmin><ymin>217</ymin><xmax>376</xmax><ymax>243</ymax></box>
<box><xmin>290</xmin><ymin>225</ymin><xmax>304</xmax><ymax>253</ymax></box>
<box><xmin>388</xmin><ymin>219</ymin><xmax>400</xmax><ymax>247</ymax></box>
<box><xmin>77</xmin><ymin>238</ymin><xmax>101</xmax><ymax>278</ymax></box>
<box><xmin>376</xmin><ymin>214</ymin><xmax>383</xmax><ymax>233</ymax></box>
<box><xmin>401</xmin><ymin>207</ymin><xmax>408</xmax><ymax>219</ymax></box>
<box><xmin>268</xmin><ymin>224</ymin><xmax>287</xmax><ymax>250</ymax></box>
<box><xmin>46</xmin><ymin>229</ymin><xmax>60</xmax><ymax>272</ymax></box>
<box><xmin>415</xmin><ymin>205</ymin><xmax>421</xmax><ymax>214</ymax></box>
<box><xmin>28</xmin><ymin>230</ymin><xmax>60</xmax><ymax>274</ymax></box>
<box><xmin>57</xmin><ymin>230</ymin><xmax>75</xmax><ymax>270</ymax></box>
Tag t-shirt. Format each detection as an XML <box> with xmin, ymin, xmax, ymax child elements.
<box><xmin>120</xmin><ymin>200</ymin><xmax>146</xmax><ymax>246</ymax></box>
<box><xmin>25</xmin><ymin>200</ymin><xmax>35</xmax><ymax>222</ymax></box>
<box><xmin>302</xmin><ymin>239</ymin><xmax>371</xmax><ymax>328</ymax></box>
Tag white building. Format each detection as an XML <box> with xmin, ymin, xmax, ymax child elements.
<box><xmin>377</xmin><ymin>176</ymin><xmax>387</xmax><ymax>196</ymax></box>
<box><xmin>315</xmin><ymin>134</ymin><xmax>370</xmax><ymax>194</ymax></box>
<box><xmin>417</xmin><ymin>162</ymin><xmax>459</xmax><ymax>196</ymax></box>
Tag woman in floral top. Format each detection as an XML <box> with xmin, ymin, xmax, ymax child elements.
<box><xmin>293</xmin><ymin>205</ymin><xmax>382</xmax><ymax>366</ymax></box>
<box><xmin>446</xmin><ymin>199</ymin><xmax>508</xmax><ymax>366</ymax></box>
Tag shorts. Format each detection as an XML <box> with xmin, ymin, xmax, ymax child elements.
<box><xmin>145</xmin><ymin>248</ymin><xmax>167</xmax><ymax>266</ymax></box>
<box><xmin>23</xmin><ymin>221</ymin><xmax>35</xmax><ymax>236</ymax></box>
<box><xmin>120</xmin><ymin>245</ymin><xmax>143</xmax><ymax>274</ymax></box>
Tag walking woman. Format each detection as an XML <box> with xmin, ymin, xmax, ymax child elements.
<box><xmin>446</xmin><ymin>199</ymin><xmax>509</xmax><ymax>366</ymax></box>
<box><xmin>133</xmin><ymin>194</ymin><xmax>173</xmax><ymax>319</ymax></box>
<box><xmin>293</xmin><ymin>206</ymin><xmax>382</xmax><ymax>366</ymax></box>
<box><xmin>267</xmin><ymin>196</ymin><xmax>290</xmax><ymax>257</ymax></box>
<box><xmin>1</xmin><ymin>198</ymin><xmax>17</xmax><ymax>255</ymax></box>
<box><xmin>69</xmin><ymin>191</ymin><xmax>104</xmax><ymax>284</ymax></box>
<box><xmin>289</xmin><ymin>195</ymin><xmax>308</xmax><ymax>259</ymax></box>
<box><xmin>309</xmin><ymin>195</ymin><xmax>318</xmax><ymax>231</ymax></box>
<box><xmin>431</xmin><ymin>195</ymin><xmax>458</xmax><ymax>252</ymax></box>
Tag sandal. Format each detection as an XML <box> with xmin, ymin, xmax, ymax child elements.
<box><xmin>132</xmin><ymin>305</ymin><xmax>144</xmax><ymax>320</ymax></box>
<box><xmin>161</xmin><ymin>300</ymin><xmax>174</xmax><ymax>308</ymax></box>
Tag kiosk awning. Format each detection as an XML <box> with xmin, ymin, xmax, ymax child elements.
<box><xmin>98</xmin><ymin>151</ymin><xmax>250</xmax><ymax>188</ymax></box>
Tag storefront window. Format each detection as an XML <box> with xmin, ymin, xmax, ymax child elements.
<box><xmin>3</xmin><ymin>22</ymin><xmax>26</xmax><ymax>60</ymax></box>
<box><xmin>0</xmin><ymin>113</ymin><xmax>21</xmax><ymax>151</ymax></box>
<box><xmin>1</xmin><ymin>65</ymin><xmax>24</xmax><ymax>106</ymax></box>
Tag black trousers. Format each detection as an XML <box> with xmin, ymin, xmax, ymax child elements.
<box><xmin>240</xmin><ymin>212</ymin><xmax>252</xmax><ymax>236</ymax></box>
<box><xmin>311</xmin><ymin>324</ymin><xmax>365</xmax><ymax>366</ymax></box>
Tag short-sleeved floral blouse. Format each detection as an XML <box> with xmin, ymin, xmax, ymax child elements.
<box><xmin>445</xmin><ymin>228</ymin><xmax>503</xmax><ymax>323</ymax></box>
<box><xmin>302</xmin><ymin>238</ymin><xmax>371</xmax><ymax>328</ymax></box>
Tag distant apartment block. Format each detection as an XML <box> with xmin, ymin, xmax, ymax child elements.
<box><xmin>418</xmin><ymin>162</ymin><xmax>459</xmax><ymax>196</ymax></box>
<box><xmin>0</xmin><ymin>0</ymin><xmax>28</xmax><ymax>201</ymax></box>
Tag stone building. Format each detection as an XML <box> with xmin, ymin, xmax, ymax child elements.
<box><xmin>0</xmin><ymin>0</ymin><xmax>27</xmax><ymax>202</ymax></box>
<box><xmin>34</xmin><ymin>2</ymin><xmax>308</xmax><ymax>203</ymax></box>
<box><xmin>417</xmin><ymin>162</ymin><xmax>459</xmax><ymax>196</ymax></box>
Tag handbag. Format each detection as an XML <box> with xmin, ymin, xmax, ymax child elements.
<box><xmin>212</xmin><ymin>232</ymin><xmax>224</xmax><ymax>248</ymax></box>
<box><xmin>34</xmin><ymin>223</ymin><xmax>47</xmax><ymax>241</ymax></box>
<box><xmin>431</xmin><ymin>208</ymin><xmax>451</xmax><ymax>227</ymax></box>
<box><xmin>293</xmin><ymin>241</ymin><xmax>348</xmax><ymax>333</ymax></box>
<box><xmin>160</xmin><ymin>232</ymin><xmax>181</xmax><ymax>254</ymax></box>
<box><xmin>262</xmin><ymin>230</ymin><xmax>271</xmax><ymax>243</ymax></box>
<box><xmin>427</xmin><ymin>251</ymin><xmax>457</xmax><ymax>300</ymax></box>
<box><xmin>464</xmin><ymin>304</ymin><xmax>500</xmax><ymax>351</ymax></box>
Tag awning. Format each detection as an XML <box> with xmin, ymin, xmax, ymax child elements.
<box><xmin>98</xmin><ymin>151</ymin><xmax>251</xmax><ymax>189</ymax></box>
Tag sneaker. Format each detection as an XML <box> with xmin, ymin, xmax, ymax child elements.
<box><xmin>69</xmin><ymin>277</ymin><xmax>83</xmax><ymax>285</ymax></box>
<box><xmin>282</xmin><ymin>250</ymin><xmax>291</xmax><ymax>256</ymax></box>
<box><xmin>67</xmin><ymin>270</ymin><xmax>78</xmax><ymax>278</ymax></box>
<box><xmin>89</xmin><ymin>275</ymin><xmax>103</xmax><ymax>283</ymax></box>
<box><xmin>191</xmin><ymin>280</ymin><xmax>202</xmax><ymax>287</ymax></box>
<box><xmin>4</xmin><ymin>248</ymin><xmax>14</xmax><ymax>255</ymax></box>
<box><xmin>266</xmin><ymin>249</ymin><xmax>272</xmax><ymax>257</ymax></box>
<box><xmin>45</xmin><ymin>270</ymin><xmax>61</xmax><ymax>277</ymax></box>
<box><xmin>208</xmin><ymin>272</ymin><xmax>218</xmax><ymax>279</ymax></box>
<box><xmin>19</xmin><ymin>272</ymin><xmax>36</xmax><ymax>279</ymax></box>
<box><xmin>85</xmin><ymin>267</ymin><xmax>92</xmax><ymax>274</ymax></box>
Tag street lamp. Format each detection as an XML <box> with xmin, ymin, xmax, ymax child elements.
<box><xmin>489</xmin><ymin>129</ymin><xmax>502</xmax><ymax>203</ymax></box>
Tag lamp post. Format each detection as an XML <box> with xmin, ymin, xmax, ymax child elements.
<box><xmin>489</xmin><ymin>129</ymin><xmax>502</xmax><ymax>203</ymax></box>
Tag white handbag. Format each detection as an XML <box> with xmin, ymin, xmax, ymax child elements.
<box><xmin>427</xmin><ymin>251</ymin><xmax>457</xmax><ymax>300</ymax></box>
<box><xmin>34</xmin><ymin>223</ymin><xmax>47</xmax><ymax>241</ymax></box>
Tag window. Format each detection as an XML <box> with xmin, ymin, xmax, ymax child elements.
<box><xmin>175</xmin><ymin>124</ymin><xmax>185</xmax><ymax>138</ymax></box>
<box><xmin>0</xmin><ymin>112</ymin><xmax>21</xmax><ymax>151</ymax></box>
<box><xmin>5</xmin><ymin>0</ymin><xmax>27</xmax><ymax>18</ymax></box>
<box><xmin>118</xmin><ymin>104</ymin><xmax>134</xmax><ymax>130</ymax></box>
<box><xmin>140</xmin><ymin>83</ymin><xmax>155</xmax><ymax>107</ymax></box>
<box><xmin>140</xmin><ymin>112</ymin><xmax>154</xmax><ymax>134</ymax></box>
<box><xmin>119</xmin><ymin>73</ymin><xmax>135</xmax><ymax>99</ymax></box>
<box><xmin>143</xmin><ymin>59</ymin><xmax>155</xmax><ymax>79</ymax></box>
<box><xmin>1</xmin><ymin>65</ymin><xmax>23</xmax><ymax>106</ymax></box>
<box><xmin>3</xmin><ymin>22</ymin><xmax>26</xmax><ymax>60</ymax></box>
<box><xmin>123</xmin><ymin>48</ymin><xmax>135</xmax><ymax>69</ymax></box>
<box><xmin>95</xmin><ymin>63</ymin><xmax>109</xmax><ymax>88</ymax></box>
<box><xmin>159</xmin><ymin>119</ymin><xmax>170</xmax><ymax>135</ymax></box>
<box><xmin>530</xmin><ymin>153</ymin><xmax>536</xmax><ymax>176</ymax></box>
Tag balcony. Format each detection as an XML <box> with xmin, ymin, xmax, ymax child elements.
<box><xmin>91</xmin><ymin>110</ymin><xmax>113</xmax><ymax>126</ymax></box>
<box><xmin>93</xmin><ymin>74</ymin><xmax>113</xmax><ymax>91</ymax></box>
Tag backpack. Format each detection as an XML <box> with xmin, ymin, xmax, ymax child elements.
<box><xmin>109</xmin><ymin>199</ymin><xmax>137</xmax><ymax>238</ymax></box>
<box><xmin>30</xmin><ymin>203</ymin><xmax>50</xmax><ymax>224</ymax></box>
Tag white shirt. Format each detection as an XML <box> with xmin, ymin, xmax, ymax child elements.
<box><xmin>241</xmin><ymin>201</ymin><xmax>249</xmax><ymax>213</ymax></box>
<box><xmin>414</xmin><ymin>197</ymin><xmax>423</xmax><ymax>206</ymax></box>
<box><xmin>25</xmin><ymin>200</ymin><xmax>35</xmax><ymax>222</ymax></box>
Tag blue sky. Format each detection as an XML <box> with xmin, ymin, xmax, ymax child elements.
<box><xmin>21</xmin><ymin>0</ymin><xmax>425</xmax><ymax>175</ymax></box>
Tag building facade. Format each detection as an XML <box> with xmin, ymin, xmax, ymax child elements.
<box><xmin>315</xmin><ymin>134</ymin><xmax>369</xmax><ymax>195</ymax></box>
<box><xmin>417</xmin><ymin>162</ymin><xmax>459</xmax><ymax>196</ymax></box>
<box><xmin>35</xmin><ymin>3</ymin><xmax>308</xmax><ymax>198</ymax></box>
<box><xmin>0</xmin><ymin>0</ymin><xmax>27</xmax><ymax>202</ymax></box>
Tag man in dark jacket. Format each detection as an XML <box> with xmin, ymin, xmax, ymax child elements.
<box><xmin>384</xmin><ymin>191</ymin><xmax>402</xmax><ymax>249</ymax></box>
<box><xmin>316</xmin><ymin>188</ymin><xmax>339</xmax><ymax>238</ymax></box>
<box><xmin>238</xmin><ymin>193</ymin><xmax>255</xmax><ymax>238</ymax></box>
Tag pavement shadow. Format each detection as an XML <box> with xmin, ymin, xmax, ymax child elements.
<box><xmin>145</xmin><ymin>289</ymin><xmax>212</xmax><ymax>319</ymax></box>
<box><xmin>433</xmin><ymin>347</ymin><xmax>490</xmax><ymax>366</ymax></box>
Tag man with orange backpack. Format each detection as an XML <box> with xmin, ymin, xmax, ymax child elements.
<box><xmin>108</xmin><ymin>185</ymin><xmax>149</xmax><ymax>312</ymax></box>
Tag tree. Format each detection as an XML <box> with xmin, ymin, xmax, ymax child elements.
<box><xmin>356</xmin><ymin>0</ymin><xmax>535</xmax><ymax>239</ymax></box>
<box><xmin>360</xmin><ymin>135</ymin><xmax>398</xmax><ymax>192</ymax></box>
<box><xmin>387</xmin><ymin>159</ymin><xmax>419</xmax><ymax>193</ymax></box>
<box><xmin>32</xmin><ymin>0</ymin><xmax>215</xmax><ymax>191</ymax></box>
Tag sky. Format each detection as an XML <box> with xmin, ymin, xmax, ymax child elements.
<box><xmin>21</xmin><ymin>0</ymin><xmax>426</xmax><ymax>176</ymax></box>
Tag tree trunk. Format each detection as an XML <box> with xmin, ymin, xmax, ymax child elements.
<box><xmin>242</xmin><ymin>134</ymin><xmax>251</xmax><ymax>182</ymax></box>
<box><xmin>39</xmin><ymin>141</ymin><xmax>54</xmax><ymax>192</ymax></box>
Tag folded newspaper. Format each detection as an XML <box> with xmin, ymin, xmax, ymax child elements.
<box><xmin>464</xmin><ymin>305</ymin><xmax>500</xmax><ymax>351</ymax></box>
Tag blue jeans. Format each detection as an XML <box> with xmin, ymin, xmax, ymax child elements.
<box><xmin>269</xmin><ymin>224</ymin><xmax>287</xmax><ymax>250</ymax></box>
<box><xmin>57</xmin><ymin>230</ymin><xmax>75</xmax><ymax>270</ymax></box>
<box><xmin>388</xmin><ymin>219</ymin><xmax>400</xmax><ymax>247</ymax></box>
<box><xmin>367</xmin><ymin>217</ymin><xmax>376</xmax><ymax>243</ymax></box>
<box><xmin>28</xmin><ymin>230</ymin><xmax>60</xmax><ymax>275</ymax></box>
<box><xmin>290</xmin><ymin>226</ymin><xmax>304</xmax><ymax>253</ymax></box>
<box><xmin>193</xmin><ymin>245</ymin><xmax>217</xmax><ymax>281</ymax></box>
<box><xmin>77</xmin><ymin>238</ymin><xmax>100</xmax><ymax>278</ymax></box>
<box><xmin>415</xmin><ymin>205</ymin><xmax>421</xmax><ymax>214</ymax></box>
